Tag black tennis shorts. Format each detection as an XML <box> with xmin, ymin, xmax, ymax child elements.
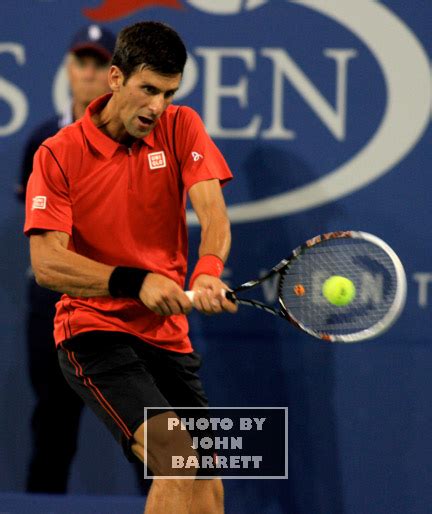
<box><xmin>57</xmin><ymin>330</ymin><xmax>210</xmax><ymax>466</ymax></box>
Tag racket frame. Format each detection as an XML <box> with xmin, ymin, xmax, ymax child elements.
<box><xmin>230</xmin><ymin>231</ymin><xmax>407</xmax><ymax>343</ymax></box>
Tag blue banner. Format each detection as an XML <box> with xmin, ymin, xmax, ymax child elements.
<box><xmin>0</xmin><ymin>2</ymin><xmax>431</xmax><ymax>513</ymax></box>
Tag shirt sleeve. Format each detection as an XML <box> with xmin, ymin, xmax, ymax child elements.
<box><xmin>174</xmin><ymin>106</ymin><xmax>233</xmax><ymax>191</ymax></box>
<box><xmin>24</xmin><ymin>144</ymin><xmax>73</xmax><ymax>237</ymax></box>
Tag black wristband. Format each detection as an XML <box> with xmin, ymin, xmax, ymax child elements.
<box><xmin>108</xmin><ymin>267</ymin><xmax>149</xmax><ymax>299</ymax></box>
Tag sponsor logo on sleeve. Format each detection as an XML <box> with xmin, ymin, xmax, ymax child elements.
<box><xmin>31</xmin><ymin>196</ymin><xmax>47</xmax><ymax>210</ymax></box>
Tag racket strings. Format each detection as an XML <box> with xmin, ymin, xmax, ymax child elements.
<box><xmin>280</xmin><ymin>238</ymin><xmax>399</xmax><ymax>336</ymax></box>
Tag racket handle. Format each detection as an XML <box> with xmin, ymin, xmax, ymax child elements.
<box><xmin>185</xmin><ymin>290</ymin><xmax>195</xmax><ymax>302</ymax></box>
<box><xmin>185</xmin><ymin>289</ymin><xmax>232</xmax><ymax>304</ymax></box>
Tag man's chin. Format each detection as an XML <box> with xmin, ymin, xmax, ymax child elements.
<box><xmin>127</xmin><ymin>127</ymin><xmax>151</xmax><ymax>139</ymax></box>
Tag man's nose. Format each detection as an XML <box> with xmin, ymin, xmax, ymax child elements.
<box><xmin>148</xmin><ymin>94</ymin><xmax>165</xmax><ymax>115</ymax></box>
<box><xmin>81</xmin><ymin>64</ymin><xmax>98</xmax><ymax>80</ymax></box>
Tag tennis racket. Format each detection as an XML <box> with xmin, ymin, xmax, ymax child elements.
<box><xmin>186</xmin><ymin>231</ymin><xmax>407</xmax><ymax>343</ymax></box>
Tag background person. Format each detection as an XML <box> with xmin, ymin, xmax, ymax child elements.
<box><xmin>16</xmin><ymin>24</ymin><xmax>116</xmax><ymax>493</ymax></box>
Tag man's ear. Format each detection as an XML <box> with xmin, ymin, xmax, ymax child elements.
<box><xmin>109</xmin><ymin>65</ymin><xmax>124</xmax><ymax>92</ymax></box>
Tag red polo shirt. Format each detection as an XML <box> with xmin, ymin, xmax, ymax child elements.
<box><xmin>24</xmin><ymin>94</ymin><xmax>233</xmax><ymax>352</ymax></box>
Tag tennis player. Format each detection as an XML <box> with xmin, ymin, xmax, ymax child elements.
<box><xmin>24</xmin><ymin>21</ymin><xmax>236</xmax><ymax>514</ymax></box>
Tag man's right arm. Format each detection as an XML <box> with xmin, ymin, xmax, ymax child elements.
<box><xmin>30</xmin><ymin>230</ymin><xmax>113</xmax><ymax>297</ymax></box>
<box><xmin>30</xmin><ymin>230</ymin><xmax>192</xmax><ymax>315</ymax></box>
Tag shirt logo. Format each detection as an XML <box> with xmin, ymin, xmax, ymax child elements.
<box><xmin>192</xmin><ymin>151</ymin><xmax>203</xmax><ymax>162</ymax></box>
<box><xmin>148</xmin><ymin>151</ymin><xmax>167</xmax><ymax>170</ymax></box>
<box><xmin>31</xmin><ymin>196</ymin><xmax>47</xmax><ymax>210</ymax></box>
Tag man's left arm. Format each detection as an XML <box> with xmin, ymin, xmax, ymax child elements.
<box><xmin>188</xmin><ymin>178</ymin><xmax>237</xmax><ymax>315</ymax></box>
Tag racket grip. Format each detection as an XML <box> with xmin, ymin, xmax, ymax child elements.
<box><xmin>185</xmin><ymin>290</ymin><xmax>195</xmax><ymax>302</ymax></box>
<box><xmin>185</xmin><ymin>289</ymin><xmax>232</xmax><ymax>304</ymax></box>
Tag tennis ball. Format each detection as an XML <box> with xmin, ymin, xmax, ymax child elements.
<box><xmin>322</xmin><ymin>276</ymin><xmax>356</xmax><ymax>306</ymax></box>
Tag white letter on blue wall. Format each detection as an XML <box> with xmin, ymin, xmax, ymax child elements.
<box><xmin>0</xmin><ymin>43</ymin><xmax>28</xmax><ymax>137</ymax></box>
<box><xmin>261</xmin><ymin>48</ymin><xmax>357</xmax><ymax>140</ymax></box>
<box><xmin>195</xmin><ymin>47</ymin><xmax>262</xmax><ymax>138</ymax></box>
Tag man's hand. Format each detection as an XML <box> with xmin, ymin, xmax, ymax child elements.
<box><xmin>139</xmin><ymin>273</ymin><xmax>193</xmax><ymax>316</ymax></box>
<box><xmin>191</xmin><ymin>274</ymin><xmax>238</xmax><ymax>315</ymax></box>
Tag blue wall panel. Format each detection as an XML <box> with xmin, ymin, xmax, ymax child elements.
<box><xmin>0</xmin><ymin>1</ymin><xmax>430</xmax><ymax>512</ymax></box>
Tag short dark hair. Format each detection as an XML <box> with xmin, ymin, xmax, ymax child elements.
<box><xmin>111</xmin><ymin>21</ymin><xmax>187</xmax><ymax>81</ymax></box>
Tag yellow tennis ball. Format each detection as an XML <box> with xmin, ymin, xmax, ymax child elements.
<box><xmin>322</xmin><ymin>276</ymin><xmax>356</xmax><ymax>306</ymax></box>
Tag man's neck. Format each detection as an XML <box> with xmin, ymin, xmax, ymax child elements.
<box><xmin>72</xmin><ymin>101</ymin><xmax>87</xmax><ymax>122</ymax></box>
<box><xmin>94</xmin><ymin>96</ymin><xmax>133</xmax><ymax>145</ymax></box>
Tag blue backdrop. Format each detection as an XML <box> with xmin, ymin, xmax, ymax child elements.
<box><xmin>0</xmin><ymin>1</ymin><xmax>431</xmax><ymax>513</ymax></box>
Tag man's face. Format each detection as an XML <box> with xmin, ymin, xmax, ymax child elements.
<box><xmin>110</xmin><ymin>66</ymin><xmax>182</xmax><ymax>138</ymax></box>
<box><xmin>67</xmin><ymin>51</ymin><xmax>111</xmax><ymax>106</ymax></box>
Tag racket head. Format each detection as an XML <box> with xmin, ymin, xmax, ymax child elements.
<box><xmin>278</xmin><ymin>231</ymin><xmax>407</xmax><ymax>343</ymax></box>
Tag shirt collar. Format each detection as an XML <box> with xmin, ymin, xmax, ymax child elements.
<box><xmin>82</xmin><ymin>93</ymin><xmax>155</xmax><ymax>158</ymax></box>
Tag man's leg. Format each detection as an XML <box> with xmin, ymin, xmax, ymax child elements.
<box><xmin>139</xmin><ymin>346</ymin><xmax>225</xmax><ymax>513</ymax></box>
<box><xmin>57</xmin><ymin>332</ymin><xmax>222</xmax><ymax>513</ymax></box>
<box><xmin>190</xmin><ymin>479</ymin><xmax>224</xmax><ymax>514</ymax></box>
<box><xmin>132</xmin><ymin>414</ymin><xmax>197</xmax><ymax>514</ymax></box>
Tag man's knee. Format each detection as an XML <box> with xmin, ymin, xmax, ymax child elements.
<box><xmin>133</xmin><ymin>411</ymin><xmax>199</xmax><ymax>477</ymax></box>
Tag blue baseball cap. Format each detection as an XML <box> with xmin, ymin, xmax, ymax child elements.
<box><xmin>69</xmin><ymin>24</ymin><xmax>116</xmax><ymax>62</ymax></box>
